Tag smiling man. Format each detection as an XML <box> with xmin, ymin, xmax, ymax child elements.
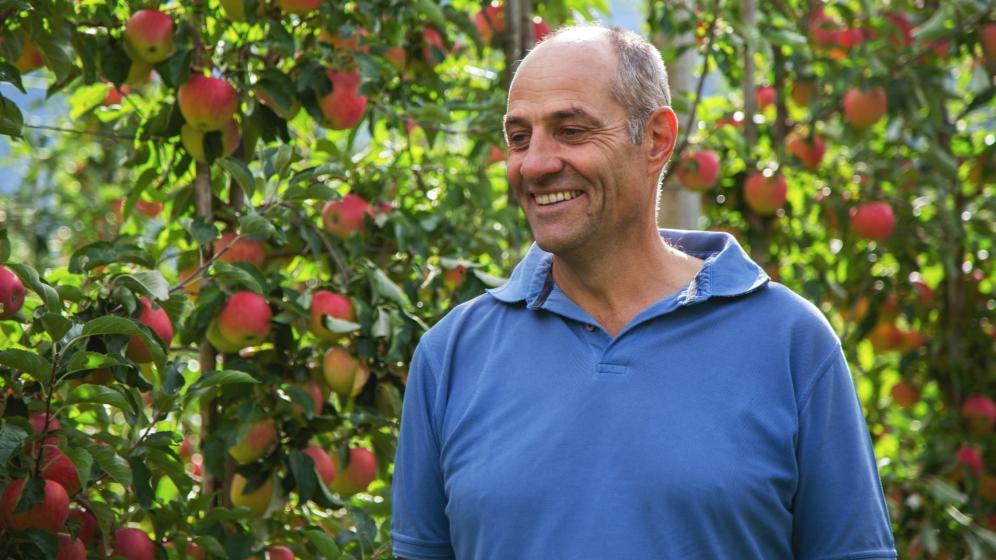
<box><xmin>391</xmin><ymin>25</ymin><xmax>896</xmax><ymax>560</ymax></box>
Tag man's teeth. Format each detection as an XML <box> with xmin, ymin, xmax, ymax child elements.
<box><xmin>535</xmin><ymin>191</ymin><xmax>582</xmax><ymax>206</ymax></box>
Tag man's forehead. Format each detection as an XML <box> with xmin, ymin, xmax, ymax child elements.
<box><xmin>504</xmin><ymin>104</ymin><xmax>601</xmax><ymax>128</ymax></box>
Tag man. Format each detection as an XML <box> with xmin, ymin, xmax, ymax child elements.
<box><xmin>392</xmin><ymin>25</ymin><xmax>896</xmax><ymax>559</ymax></box>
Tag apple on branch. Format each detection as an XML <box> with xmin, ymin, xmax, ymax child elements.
<box><xmin>849</xmin><ymin>201</ymin><xmax>895</xmax><ymax>241</ymax></box>
<box><xmin>1</xmin><ymin>478</ymin><xmax>70</xmax><ymax>532</ymax></box>
<box><xmin>743</xmin><ymin>171</ymin><xmax>788</xmax><ymax>216</ymax></box>
<box><xmin>123</xmin><ymin>9</ymin><xmax>174</xmax><ymax>64</ymax></box>
<box><xmin>229</xmin><ymin>419</ymin><xmax>278</xmax><ymax>464</ymax></box>
<box><xmin>675</xmin><ymin>150</ymin><xmax>720</xmax><ymax>191</ymax></box>
<box><xmin>322</xmin><ymin>193</ymin><xmax>372</xmax><ymax>239</ymax></box>
<box><xmin>786</xmin><ymin>131</ymin><xmax>826</xmax><ymax>170</ymax></box>
<box><xmin>178</xmin><ymin>74</ymin><xmax>239</xmax><ymax>132</ymax></box>
<box><xmin>182</xmin><ymin>119</ymin><xmax>240</xmax><ymax>163</ymax></box>
<box><xmin>322</xmin><ymin>347</ymin><xmax>369</xmax><ymax>398</ymax></box>
<box><xmin>112</xmin><ymin>527</ymin><xmax>156</xmax><ymax>560</ymax></box>
<box><xmin>318</xmin><ymin>70</ymin><xmax>367</xmax><ymax>130</ymax></box>
<box><xmin>229</xmin><ymin>473</ymin><xmax>276</xmax><ymax>517</ymax></box>
<box><xmin>330</xmin><ymin>447</ymin><xmax>377</xmax><ymax>495</ymax></box>
<box><xmin>843</xmin><ymin>87</ymin><xmax>887</xmax><ymax>129</ymax></box>
<box><xmin>14</xmin><ymin>37</ymin><xmax>45</xmax><ymax>74</ymax></box>
<box><xmin>57</xmin><ymin>533</ymin><xmax>86</xmax><ymax>560</ymax></box>
<box><xmin>214</xmin><ymin>231</ymin><xmax>265</xmax><ymax>268</ymax></box>
<box><xmin>303</xmin><ymin>444</ymin><xmax>337</xmax><ymax>487</ymax></box>
<box><xmin>0</xmin><ymin>264</ymin><xmax>26</xmax><ymax>319</ymax></box>
<box><xmin>125</xmin><ymin>296</ymin><xmax>174</xmax><ymax>363</ymax></box>
<box><xmin>213</xmin><ymin>291</ymin><xmax>272</xmax><ymax>350</ymax></box>
<box><xmin>310</xmin><ymin>289</ymin><xmax>355</xmax><ymax>339</ymax></box>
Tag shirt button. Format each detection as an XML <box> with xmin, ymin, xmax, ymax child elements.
<box><xmin>584</xmin><ymin>323</ymin><xmax>595</xmax><ymax>332</ymax></box>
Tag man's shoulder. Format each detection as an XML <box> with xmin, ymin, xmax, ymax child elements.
<box><xmin>418</xmin><ymin>291</ymin><xmax>512</xmax><ymax>350</ymax></box>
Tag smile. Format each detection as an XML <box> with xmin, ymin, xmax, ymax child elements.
<box><xmin>533</xmin><ymin>191</ymin><xmax>583</xmax><ymax>205</ymax></box>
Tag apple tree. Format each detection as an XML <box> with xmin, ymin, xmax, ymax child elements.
<box><xmin>650</xmin><ymin>0</ymin><xmax>995</xmax><ymax>557</ymax></box>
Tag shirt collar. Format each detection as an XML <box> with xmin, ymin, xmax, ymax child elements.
<box><xmin>486</xmin><ymin>229</ymin><xmax>770</xmax><ymax>307</ymax></box>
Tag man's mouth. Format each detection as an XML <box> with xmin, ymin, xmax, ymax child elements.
<box><xmin>533</xmin><ymin>190</ymin><xmax>583</xmax><ymax>206</ymax></box>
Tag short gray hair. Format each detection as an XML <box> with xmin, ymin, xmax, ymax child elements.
<box><xmin>537</xmin><ymin>25</ymin><xmax>671</xmax><ymax>144</ymax></box>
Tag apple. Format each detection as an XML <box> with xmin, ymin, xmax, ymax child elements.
<box><xmin>57</xmin><ymin>533</ymin><xmax>86</xmax><ymax>560</ymax></box>
<box><xmin>1</xmin><ymin>478</ymin><xmax>70</xmax><ymax>532</ymax></box>
<box><xmin>890</xmin><ymin>381</ymin><xmax>920</xmax><ymax>409</ymax></box>
<box><xmin>310</xmin><ymin>290</ymin><xmax>354</xmax><ymax>339</ymax></box>
<box><xmin>216</xmin><ymin>291</ymin><xmax>272</xmax><ymax>349</ymax></box>
<box><xmin>533</xmin><ymin>17</ymin><xmax>552</xmax><ymax>43</ymax></box>
<box><xmin>255</xmin><ymin>87</ymin><xmax>301</xmax><ymax>120</ymax></box>
<box><xmin>322</xmin><ymin>347</ymin><xmax>366</xmax><ymax>397</ymax></box>
<box><xmin>675</xmin><ymin>150</ymin><xmax>720</xmax><ymax>191</ymax></box>
<box><xmin>302</xmin><ymin>445</ymin><xmax>336</xmax><ymax>486</ymax></box>
<box><xmin>836</xmin><ymin>27</ymin><xmax>864</xmax><ymax>49</ymax></box>
<box><xmin>126</xmin><ymin>296</ymin><xmax>174</xmax><ymax>363</ymax></box>
<box><xmin>268</xmin><ymin>545</ymin><xmax>295</xmax><ymax>560</ymax></box>
<box><xmin>181</xmin><ymin>119</ymin><xmax>240</xmax><ymax>163</ymax></box>
<box><xmin>422</xmin><ymin>27</ymin><xmax>446</xmax><ymax>66</ymax></box>
<box><xmin>178</xmin><ymin>75</ymin><xmax>239</xmax><ymax>132</ymax></box>
<box><xmin>909</xmin><ymin>273</ymin><xmax>934</xmax><ymax>307</ymax></box>
<box><xmin>330</xmin><ymin>447</ymin><xmax>377</xmax><ymax>495</ymax></box>
<box><xmin>230</xmin><ymin>419</ymin><xmax>278</xmax><ymax>464</ymax></box>
<box><xmin>184</xmin><ymin>541</ymin><xmax>207</xmax><ymax>560</ymax></box>
<box><xmin>961</xmin><ymin>395</ymin><xmax>996</xmax><ymax>435</ymax></box>
<box><xmin>982</xmin><ymin>24</ymin><xmax>996</xmax><ymax>68</ymax></box>
<box><xmin>124</xmin><ymin>9</ymin><xmax>174</xmax><ymax>64</ymax></box>
<box><xmin>275</xmin><ymin>0</ymin><xmax>320</xmax><ymax>15</ymax></box>
<box><xmin>39</xmin><ymin>445</ymin><xmax>81</xmax><ymax>496</ymax></box>
<box><xmin>14</xmin><ymin>37</ymin><xmax>45</xmax><ymax>74</ymax></box>
<box><xmin>979</xmin><ymin>474</ymin><xmax>996</xmax><ymax>503</ymax></box>
<box><xmin>214</xmin><ymin>231</ymin><xmax>265</xmax><ymax>268</ymax></box>
<box><xmin>135</xmin><ymin>200</ymin><xmax>163</xmax><ymax>218</ymax></box>
<box><xmin>743</xmin><ymin>172</ymin><xmax>787</xmax><ymax>216</ymax></box>
<box><xmin>754</xmin><ymin>85</ymin><xmax>776</xmax><ymax>110</ymax></box>
<box><xmin>229</xmin><ymin>473</ymin><xmax>274</xmax><ymax>516</ymax></box>
<box><xmin>206</xmin><ymin>318</ymin><xmax>244</xmax><ymax>353</ymax></box>
<box><xmin>786</xmin><ymin>131</ymin><xmax>826</xmax><ymax>170</ymax></box>
<box><xmin>102</xmin><ymin>83</ymin><xmax>128</xmax><ymax>106</ymax></box>
<box><xmin>112</xmin><ymin>527</ymin><xmax>155</xmax><ymax>560</ymax></box>
<box><xmin>67</xmin><ymin>508</ymin><xmax>98</xmax><ymax>546</ymax></box>
<box><xmin>843</xmin><ymin>87</ymin><xmax>887</xmax><ymax>129</ymax></box>
<box><xmin>898</xmin><ymin>330</ymin><xmax>927</xmax><ymax>353</ymax></box>
<box><xmin>384</xmin><ymin>47</ymin><xmax>407</xmax><ymax>72</ymax></box>
<box><xmin>790</xmin><ymin>81</ymin><xmax>814</xmax><ymax>107</ymax></box>
<box><xmin>0</xmin><ymin>264</ymin><xmax>26</xmax><ymax>319</ymax></box>
<box><xmin>849</xmin><ymin>201</ymin><xmax>895</xmax><ymax>241</ymax></box>
<box><xmin>322</xmin><ymin>193</ymin><xmax>371</xmax><ymax>239</ymax></box>
<box><xmin>443</xmin><ymin>265</ymin><xmax>467</xmax><ymax>289</ymax></box>
<box><xmin>883</xmin><ymin>12</ymin><xmax>913</xmax><ymax>49</ymax></box>
<box><xmin>807</xmin><ymin>8</ymin><xmax>839</xmax><ymax>48</ymax></box>
<box><xmin>318</xmin><ymin>70</ymin><xmax>367</xmax><ymax>130</ymax></box>
<box><xmin>291</xmin><ymin>380</ymin><xmax>326</xmax><ymax>417</ymax></box>
<box><xmin>318</xmin><ymin>27</ymin><xmax>369</xmax><ymax>52</ymax></box>
<box><xmin>486</xmin><ymin>145</ymin><xmax>505</xmax><ymax>166</ymax></box>
<box><xmin>956</xmin><ymin>445</ymin><xmax>983</xmax><ymax>476</ymax></box>
<box><xmin>868</xmin><ymin>322</ymin><xmax>903</xmax><ymax>353</ymax></box>
<box><xmin>475</xmin><ymin>2</ymin><xmax>505</xmax><ymax>44</ymax></box>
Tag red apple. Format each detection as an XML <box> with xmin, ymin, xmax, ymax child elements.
<box><xmin>743</xmin><ymin>172</ymin><xmax>787</xmax><ymax>216</ymax></box>
<box><xmin>57</xmin><ymin>533</ymin><xmax>86</xmax><ymax>560</ymax></box>
<box><xmin>322</xmin><ymin>193</ymin><xmax>371</xmax><ymax>239</ymax></box>
<box><xmin>310</xmin><ymin>290</ymin><xmax>354</xmax><ymax>339</ymax></box>
<box><xmin>786</xmin><ymin>131</ymin><xmax>826</xmax><ymax>170</ymax></box>
<box><xmin>957</xmin><ymin>445</ymin><xmax>984</xmax><ymax>476</ymax></box>
<box><xmin>275</xmin><ymin>0</ymin><xmax>320</xmax><ymax>15</ymax></box>
<box><xmin>102</xmin><ymin>83</ymin><xmax>128</xmax><ymax>106</ymax></box>
<box><xmin>883</xmin><ymin>12</ymin><xmax>913</xmax><ymax>49</ymax></box>
<box><xmin>67</xmin><ymin>508</ymin><xmax>98</xmax><ymax>546</ymax></box>
<box><xmin>1</xmin><ymin>479</ymin><xmax>70</xmax><ymax>532</ymax></box>
<box><xmin>675</xmin><ymin>150</ymin><xmax>721</xmax><ymax>191</ymax></box>
<box><xmin>230</xmin><ymin>419</ymin><xmax>278</xmax><ymax>464</ymax></box>
<box><xmin>229</xmin><ymin>473</ymin><xmax>274</xmax><ymax>517</ymax></box>
<box><xmin>112</xmin><ymin>527</ymin><xmax>155</xmax><ymax>560</ymax></box>
<box><xmin>843</xmin><ymin>87</ymin><xmax>887</xmax><ymax>129</ymax></box>
<box><xmin>849</xmin><ymin>201</ymin><xmax>895</xmax><ymax>241</ymax></box>
<box><xmin>982</xmin><ymin>23</ymin><xmax>996</xmax><ymax>68</ymax></box>
<box><xmin>898</xmin><ymin>330</ymin><xmax>927</xmax><ymax>353</ymax></box>
<box><xmin>868</xmin><ymin>322</ymin><xmax>903</xmax><ymax>353</ymax></box>
<box><xmin>178</xmin><ymin>75</ymin><xmax>239</xmax><ymax>132</ymax></box>
<box><xmin>422</xmin><ymin>27</ymin><xmax>446</xmax><ymax>66</ymax></box>
<box><xmin>0</xmin><ymin>264</ymin><xmax>26</xmax><ymax>319</ymax></box>
<box><xmin>330</xmin><ymin>447</ymin><xmax>377</xmax><ymax>495</ymax></box>
<box><xmin>318</xmin><ymin>70</ymin><xmax>367</xmax><ymax>130</ymax></box>
<box><xmin>836</xmin><ymin>27</ymin><xmax>864</xmax><ymax>49</ymax></box>
<box><xmin>135</xmin><ymin>200</ymin><xmax>163</xmax><ymax>218</ymax></box>
<box><xmin>206</xmin><ymin>318</ymin><xmax>244</xmax><ymax>354</ymax></box>
<box><xmin>302</xmin><ymin>445</ymin><xmax>337</xmax><ymax>486</ymax></box>
<box><xmin>443</xmin><ymin>265</ymin><xmax>467</xmax><ymax>289</ymax></box>
<box><xmin>909</xmin><ymin>273</ymin><xmax>934</xmax><ymax>307</ymax></box>
<box><xmin>214</xmin><ymin>231</ymin><xmax>265</xmax><ymax>268</ymax></box>
<box><xmin>126</xmin><ymin>296</ymin><xmax>174</xmax><ymax>363</ymax></box>
<box><xmin>216</xmin><ymin>291</ymin><xmax>272</xmax><ymax>349</ymax></box>
<box><xmin>808</xmin><ymin>8</ymin><xmax>840</xmax><ymax>48</ymax></box>
<box><xmin>14</xmin><ymin>37</ymin><xmax>45</xmax><ymax>74</ymax></box>
<box><xmin>485</xmin><ymin>145</ymin><xmax>505</xmax><ymax>166</ymax></box>
<box><xmin>269</xmin><ymin>545</ymin><xmax>295</xmax><ymax>560</ymax></box>
<box><xmin>961</xmin><ymin>395</ymin><xmax>996</xmax><ymax>435</ymax></box>
<box><xmin>890</xmin><ymin>381</ymin><xmax>920</xmax><ymax>409</ymax></box>
<box><xmin>790</xmin><ymin>81</ymin><xmax>814</xmax><ymax>107</ymax></box>
<box><xmin>124</xmin><ymin>9</ymin><xmax>174</xmax><ymax>64</ymax></box>
<box><xmin>475</xmin><ymin>3</ymin><xmax>505</xmax><ymax>44</ymax></box>
<box><xmin>532</xmin><ymin>17</ymin><xmax>552</xmax><ymax>43</ymax></box>
<box><xmin>384</xmin><ymin>47</ymin><xmax>407</xmax><ymax>72</ymax></box>
<box><xmin>39</xmin><ymin>446</ymin><xmax>81</xmax><ymax>496</ymax></box>
<box><xmin>318</xmin><ymin>27</ymin><xmax>369</xmax><ymax>52</ymax></box>
<box><xmin>754</xmin><ymin>86</ymin><xmax>776</xmax><ymax>110</ymax></box>
<box><xmin>182</xmin><ymin>119</ymin><xmax>240</xmax><ymax>163</ymax></box>
<box><xmin>322</xmin><ymin>347</ymin><xmax>364</xmax><ymax>398</ymax></box>
<box><xmin>291</xmin><ymin>380</ymin><xmax>325</xmax><ymax>417</ymax></box>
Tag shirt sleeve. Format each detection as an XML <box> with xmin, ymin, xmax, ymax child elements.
<box><xmin>792</xmin><ymin>348</ymin><xmax>897</xmax><ymax>560</ymax></box>
<box><xmin>391</xmin><ymin>343</ymin><xmax>456</xmax><ymax>560</ymax></box>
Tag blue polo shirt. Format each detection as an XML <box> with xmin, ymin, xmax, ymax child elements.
<box><xmin>392</xmin><ymin>229</ymin><xmax>896</xmax><ymax>560</ymax></box>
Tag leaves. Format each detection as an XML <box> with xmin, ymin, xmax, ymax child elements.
<box><xmin>6</xmin><ymin>263</ymin><xmax>61</xmax><ymax>312</ymax></box>
<box><xmin>0</xmin><ymin>349</ymin><xmax>52</xmax><ymax>383</ymax></box>
<box><xmin>218</xmin><ymin>157</ymin><xmax>255</xmax><ymax>197</ymax></box>
<box><xmin>81</xmin><ymin>316</ymin><xmax>165</xmax><ymax>364</ymax></box>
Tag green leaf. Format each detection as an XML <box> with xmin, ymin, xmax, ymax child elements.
<box><xmin>6</xmin><ymin>263</ymin><xmax>61</xmax><ymax>311</ymax></box>
<box><xmin>67</xmin><ymin>384</ymin><xmax>132</xmax><ymax>414</ymax></box>
<box><xmin>414</xmin><ymin>0</ymin><xmax>447</xmax><ymax>29</ymax></box>
<box><xmin>13</xmin><ymin>477</ymin><xmax>45</xmax><ymax>514</ymax></box>
<box><xmin>0</xmin><ymin>227</ymin><xmax>9</xmax><ymax>262</ymax></box>
<box><xmin>63</xmin><ymin>351</ymin><xmax>127</xmax><ymax>374</ymax></box>
<box><xmin>64</xmin><ymin>446</ymin><xmax>93</xmax><ymax>491</ymax></box>
<box><xmin>155</xmin><ymin>49</ymin><xmax>193</xmax><ymax>90</ymax></box>
<box><xmin>321</xmin><ymin>315</ymin><xmax>361</xmax><ymax>334</ymax></box>
<box><xmin>472</xmin><ymin>269</ymin><xmax>507</xmax><ymax>288</ymax></box>
<box><xmin>0</xmin><ymin>94</ymin><xmax>23</xmax><ymax>138</ymax></box>
<box><xmin>90</xmin><ymin>446</ymin><xmax>132</xmax><ymax>487</ymax></box>
<box><xmin>926</xmin><ymin>477</ymin><xmax>967</xmax><ymax>506</ymax></box>
<box><xmin>68</xmin><ymin>239</ymin><xmax>156</xmax><ymax>273</ymax></box>
<box><xmin>371</xmin><ymin>308</ymin><xmax>391</xmax><ymax>339</ymax></box>
<box><xmin>40</xmin><ymin>313</ymin><xmax>71</xmax><ymax>341</ymax></box>
<box><xmin>283</xmin><ymin>183</ymin><xmax>338</xmax><ymax>201</ymax></box>
<box><xmin>304</xmin><ymin>529</ymin><xmax>341</xmax><ymax>559</ymax></box>
<box><xmin>129</xmin><ymin>456</ymin><xmax>155</xmax><ymax>509</ymax></box>
<box><xmin>81</xmin><ymin>316</ymin><xmax>165</xmax><ymax>364</ymax></box>
<box><xmin>0</xmin><ymin>62</ymin><xmax>24</xmax><ymax>93</ymax></box>
<box><xmin>193</xmin><ymin>536</ymin><xmax>226</xmax><ymax>559</ymax></box>
<box><xmin>0</xmin><ymin>421</ymin><xmax>29</xmax><ymax>466</ymax></box>
<box><xmin>114</xmin><ymin>270</ymin><xmax>170</xmax><ymax>302</ymax></box>
<box><xmin>0</xmin><ymin>349</ymin><xmax>52</xmax><ymax>382</ymax></box>
<box><xmin>68</xmin><ymin>83</ymin><xmax>108</xmax><ymax>121</ymax></box>
<box><xmin>370</xmin><ymin>268</ymin><xmax>409</xmax><ymax>307</ymax></box>
<box><xmin>192</xmin><ymin>369</ymin><xmax>259</xmax><ymax>390</ymax></box>
<box><xmin>218</xmin><ymin>157</ymin><xmax>255</xmax><ymax>197</ymax></box>
<box><xmin>289</xmin><ymin>449</ymin><xmax>317</xmax><ymax>504</ymax></box>
<box><xmin>210</xmin><ymin>261</ymin><xmax>265</xmax><ymax>294</ymax></box>
<box><xmin>21</xmin><ymin>529</ymin><xmax>58</xmax><ymax>558</ymax></box>
<box><xmin>239</xmin><ymin>215</ymin><xmax>276</xmax><ymax>241</ymax></box>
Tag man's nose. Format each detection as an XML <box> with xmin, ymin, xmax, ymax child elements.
<box><xmin>518</xmin><ymin>133</ymin><xmax>564</xmax><ymax>182</ymax></box>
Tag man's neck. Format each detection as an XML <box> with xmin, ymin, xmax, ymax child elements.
<box><xmin>551</xmin><ymin>228</ymin><xmax>704</xmax><ymax>337</ymax></box>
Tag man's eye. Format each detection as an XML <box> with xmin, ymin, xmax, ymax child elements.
<box><xmin>508</xmin><ymin>133</ymin><xmax>529</xmax><ymax>145</ymax></box>
<box><xmin>561</xmin><ymin>127</ymin><xmax>584</xmax><ymax>138</ymax></box>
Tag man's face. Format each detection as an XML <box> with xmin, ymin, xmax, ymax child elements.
<box><xmin>504</xmin><ymin>38</ymin><xmax>652</xmax><ymax>258</ymax></box>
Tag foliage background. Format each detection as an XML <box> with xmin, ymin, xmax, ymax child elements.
<box><xmin>0</xmin><ymin>0</ymin><xmax>993</xmax><ymax>559</ymax></box>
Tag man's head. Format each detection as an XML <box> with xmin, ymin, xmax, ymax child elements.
<box><xmin>503</xmin><ymin>25</ymin><xmax>678</xmax><ymax>258</ymax></box>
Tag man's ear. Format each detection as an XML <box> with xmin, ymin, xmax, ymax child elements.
<box><xmin>645</xmin><ymin>107</ymin><xmax>678</xmax><ymax>175</ymax></box>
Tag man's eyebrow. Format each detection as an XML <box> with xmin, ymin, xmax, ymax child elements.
<box><xmin>504</xmin><ymin>106</ymin><xmax>605</xmax><ymax>131</ymax></box>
